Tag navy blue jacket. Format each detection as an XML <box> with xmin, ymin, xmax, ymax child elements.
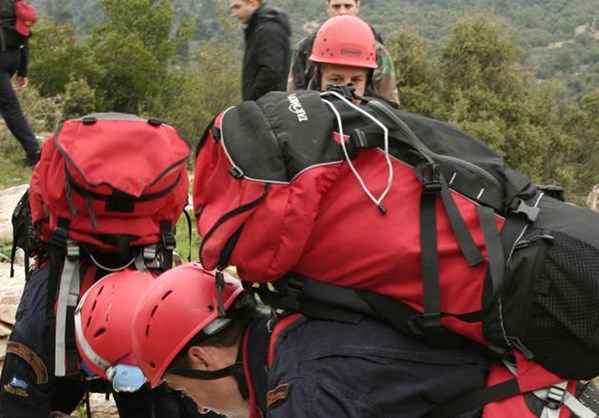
<box><xmin>246</xmin><ymin>313</ymin><xmax>489</xmax><ymax>417</ymax></box>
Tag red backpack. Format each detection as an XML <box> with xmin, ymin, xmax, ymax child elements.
<box><xmin>28</xmin><ymin>112</ymin><xmax>191</xmax><ymax>376</ymax></box>
<box><xmin>193</xmin><ymin>90</ymin><xmax>599</xmax><ymax>416</ymax></box>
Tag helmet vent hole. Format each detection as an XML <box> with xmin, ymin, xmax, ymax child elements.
<box><xmin>151</xmin><ymin>305</ymin><xmax>158</xmax><ymax>317</ymax></box>
<box><xmin>86</xmin><ymin>317</ymin><xmax>91</xmax><ymax>328</ymax></box>
<box><xmin>207</xmin><ymin>305</ymin><xmax>214</xmax><ymax>311</ymax></box>
<box><xmin>145</xmin><ymin>324</ymin><xmax>151</xmax><ymax>337</ymax></box>
<box><xmin>161</xmin><ymin>290</ymin><xmax>173</xmax><ymax>301</ymax></box>
<box><xmin>94</xmin><ymin>328</ymin><xmax>106</xmax><ymax>338</ymax></box>
<box><xmin>149</xmin><ymin>361</ymin><xmax>156</xmax><ymax>369</ymax></box>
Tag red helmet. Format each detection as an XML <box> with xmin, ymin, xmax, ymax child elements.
<box><xmin>74</xmin><ymin>269</ymin><xmax>157</xmax><ymax>382</ymax></box>
<box><xmin>131</xmin><ymin>262</ymin><xmax>244</xmax><ymax>388</ymax></box>
<box><xmin>309</xmin><ymin>15</ymin><xmax>377</xmax><ymax>69</ymax></box>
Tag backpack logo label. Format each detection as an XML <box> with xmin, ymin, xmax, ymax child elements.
<box><xmin>287</xmin><ymin>94</ymin><xmax>308</xmax><ymax>122</ymax></box>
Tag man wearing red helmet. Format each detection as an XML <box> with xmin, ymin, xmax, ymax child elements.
<box><xmin>307</xmin><ymin>14</ymin><xmax>378</xmax><ymax>102</ymax></box>
<box><xmin>73</xmin><ymin>268</ymin><xmax>223</xmax><ymax>418</ymax></box>
<box><xmin>129</xmin><ymin>262</ymin><xmax>489</xmax><ymax>418</ymax></box>
<box><xmin>287</xmin><ymin>0</ymin><xmax>399</xmax><ymax>105</ymax></box>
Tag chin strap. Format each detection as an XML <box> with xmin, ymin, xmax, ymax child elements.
<box><xmin>165</xmin><ymin>334</ymin><xmax>249</xmax><ymax>400</ymax></box>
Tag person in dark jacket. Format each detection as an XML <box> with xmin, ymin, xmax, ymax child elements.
<box><xmin>228</xmin><ymin>0</ymin><xmax>291</xmax><ymax>101</ymax></box>
<box><xmin>130</xmin><ymin>263</ymin><xmax>490</xmax><ymax>418</ymax></box>
<box><xmin>0</xmin><ymin>0</ymin><xmax>40</xmax><ymax>166</ymax></box>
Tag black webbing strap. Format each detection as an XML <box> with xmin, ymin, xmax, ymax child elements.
<box><xmin>425</xmin><ymin>378</ymin><xmax>520</xmax><ymax>418</ymax></box>
<box><xmin>477</xmin><ymin>205</ymin><xmax>505</xmax><ymax>297</ymax></box>
<box><xmin>418</xmin><ymin>163</ymin><xmax>442</xmax><ymax>328</ymax></box>
<box><xmin>346</xmin><ymin>128</ymin><xmax>485</xmax><ymax>268</ymax></box>
<box><xmin>357</xmin><ymin>289</ymin><xmax>488</xmax><ymax>352</ymax></box>
<box><xmin>46</xmin><ymin>218</ymin><xmax>69</xmax><ymax>323</ymax></box>
<box><xmin>182</xmin><ymin>209</ymin><xmax>192</xmax><ymax>262</ymax></box>
<box><xmin>167</xmin><ymin>363</ymin><xmax>243</xmax><ymax>380</ymax></box>
<box><xmin>253</xmin><ymin>274</ymin><xmax>370</xmax><ymax>324</ymax></box>
<box><xmin>439</xmin><ymin>186</ymin><xmax>485</xmax><ymax>267</ymax></box>
<box><xmin>64</xmin><ymin>306</ymin><xmax>79</xmax><ymax>374</ymax></box>
<box><xmin>160</xmin><ymin>220</ymin><xmax>175</xmax><ymax>269</ymax></box>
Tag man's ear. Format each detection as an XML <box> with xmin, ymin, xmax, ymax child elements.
<box><xmin>187</xmin><ymin>345</ymin><xmax>215</xmax><ymax>371</ymax></box>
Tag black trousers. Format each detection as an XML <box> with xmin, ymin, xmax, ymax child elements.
<box><xmin>0</xmin><ymin>48</ymin><xmax>39</xmax><ymax>158</ymax></box>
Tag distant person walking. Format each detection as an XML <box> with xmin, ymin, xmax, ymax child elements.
<box><xmin>229</xmin><ymin>0</ymin><xmax>292</xmax><ymax>101</ymax></box>
<box><xmin>288</xmin><ymin>0</ymin><xmax>399</xmax><ymax>105</ymax></box>
<box><xmin>0</xmin><ymin>0</ymin><xmax>40</xmax><ymax>166</ymax></box>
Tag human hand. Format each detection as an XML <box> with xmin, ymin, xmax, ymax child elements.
<box><xmin>15</xmin><ymin>76</ymin><xmax>28</xmax><ymax>89</ymax></box>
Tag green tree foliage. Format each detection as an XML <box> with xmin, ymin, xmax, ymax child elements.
<box><xmin>439</xmin><ymin>15</ymin><xmax>522</xmax><ymax>94</ymax></box>
<box><xmin>28</xmin><ymin>19</ymin><xmax>99</xmax><ymax>98</ymax></box>
<box><xmin>145</xmin><ymin>3</ymin><xmax>242</xmax><ymax>141</ymax></box>
<box><xmin>90</xmin><ymin>31</ymin><xmax>162</xmax><ymax>112</ymax></box>
<box><xmin>392</xmin><ymin>14</ymin><xmax>587</xmax><ymax>197</ymax></box>
<box><xmin>22</xmin><ymin>4</ymin><xmax>598</xmax><ymax>202</ymax></box>
<box><xmin>87</xmin><ymin>0</ymin><xmax>194</xmax><ymax>113</ymax></box>
<box><xmin>385</xmin><ymin>28</ymin><xmax>446</xmax><ymax>119</ymax></box>
<box><xmin>561</xmin><ymin>90</ymin><xmax>599</xmax><ymax>199</ymax></box>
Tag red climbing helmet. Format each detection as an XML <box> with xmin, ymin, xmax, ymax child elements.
<box><xmin>131</xmin><ymin>262</ymin><xmax>244</xmax><ymax>387</ymax></box>
<box><xmin>310</xmin><ymin>15</ymin><xmax>377</xmax><ymax>69</ymax></box>
<box><xmin>74</xmin><ymin>269</ymin><xmax>157</xmax><ymax>391</ymax></box>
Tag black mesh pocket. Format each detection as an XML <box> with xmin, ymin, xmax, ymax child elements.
<box><xmin>505</xmin><ymin>230</ymin><xmax>599</xmax><ymax>380</ymax></box>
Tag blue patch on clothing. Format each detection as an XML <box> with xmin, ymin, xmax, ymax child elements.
<box><xmin>9</xmin><ymin>376</ymin><xmax>29</xmax><ymax>390</ymax></box>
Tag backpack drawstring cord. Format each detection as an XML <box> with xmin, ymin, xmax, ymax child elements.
<box><xmin>321</xmin><ymin>91</ymin><xmax>393</xmax><ymax>213</ymax></box>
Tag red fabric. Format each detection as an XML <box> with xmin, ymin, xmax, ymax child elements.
<box><xmin>31</xmin><ymin>117</ymin><xmax>190</xmax><ymax>251</ymax></box>
<box><xmin>195</xmin><ymin>124</ymin><xmax>504</xmax><ymax>344</ymax></box>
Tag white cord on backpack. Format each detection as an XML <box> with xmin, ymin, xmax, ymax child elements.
<box><xmin>321</xmin><ymin>91</ymin><xmax>394</xmax><ymax>212</ymax></box>
<box><xmin>89</xmin><ymin>253</ymin><xmax>135</xmax><ymax>272</ymax></box>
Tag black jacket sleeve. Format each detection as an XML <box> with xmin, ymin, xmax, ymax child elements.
<box><xmin>247</xmin><ymin>23</ymin><xmax>290</xmax><ymax>100</ymax></box>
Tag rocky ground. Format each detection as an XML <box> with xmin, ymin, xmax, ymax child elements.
<box><xmin>0</xmin><ymin>185</ymin><xmax>118</xmax><ymax>417</ymax></box>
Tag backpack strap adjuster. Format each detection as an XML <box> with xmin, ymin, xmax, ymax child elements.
<box><xmin>510</xmin><ymin>198</ymin><xmax>540</xmax><ymax>223</ymax></box>
<box><xmin>418</xmin><ymin>163</ymin><xmax>442</xmax><ymax>193</ymax></box>
<box><xmin>278</xmin><ymin>276</ymin><xmax>305</xmax><ymax>311</ymax></box>
<box><xmin>50</xmin><ymin>226</ymin><xmax>68</xmax><ymax>250</ymax></box>
<box><xmin>546</xmin><ymin>385</ymin><xmax>567</xmax><ymax>410</ymax></box>
<box><xmin>66</xmin><ymin>240</ymin><xmax>79</xmax><ymax>261</ymax></box>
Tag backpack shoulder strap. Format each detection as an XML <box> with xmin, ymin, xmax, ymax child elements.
<box><xmin>425</xmin><ymin>378</ymin><xmax>520</xmax><ymax>418</ymax></box>
<box><xmin>267</xmin><ymin>313</ymin><xmax>303</xmax><ymax>368</ymax></box>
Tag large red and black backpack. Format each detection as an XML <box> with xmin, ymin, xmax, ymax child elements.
<box><xmin>25</xmin><ymin>112</ymin><xmax>191</xmax><ymax>377</ymax></box>
<box><xmin>193</xmin><ymin>90</ymin><xmax>599</xmax><ymax>417</ymax></box>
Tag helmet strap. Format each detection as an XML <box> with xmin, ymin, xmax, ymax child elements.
<box><xmin>165</xmin><ymin>330</ymin><xmax>249</xmax><ymax>399</ymax></box>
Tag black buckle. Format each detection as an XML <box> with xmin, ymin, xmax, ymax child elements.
<box><xmin>545</xmin><ymin>385</ymin><xmax>566</xmax><ymax>410</ymax></box>
<box><xmin>408</xmin><ymin>312</ymin><xmax>442</xmax><ymax>335</ymax></box>
<box><xmin>511</xmin><ymin>198</ymin><xmax>540</xmax><ymax>223</ymax></box>
<box><xmin>326</xmin><ymin>83</ymin><xmax>356</xmax><ymax>101</ymax></box>
<box><xmin>346</xmin><ymin>130</ymin><xmax>369</xmax><ymax>159</ymax></box>
<box><xmin>50</xmin><ymin>227</ymin><xmax>68</xmax><ymax>249</ymax></box>
<box><xmin>229</xmin><ymin>166</ymin><xmax>244</xmax><ymax>179</ymax></box>
<box><xmin>418</xmin><ymin>163</ymin><xmax>442</xmax><ymax>193</ymax></box>
<box><xmin>277</xmin><ymin>277</ymin><xmax>305</xmax><ymax>311</ymax></box>
<box><xmin>162</xmin><ymin>231</ymin><xmax>176</xmax><ymax>251</ymax></box>
<box><xmin>212</xmin><ymin>126</ymin><xmax>221</xmax><ymax>142</ymax></box>
<box><xmin>421</xmin><ymin>312</ymin><xmax>442</xmax><ymax>328</ymax></box>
